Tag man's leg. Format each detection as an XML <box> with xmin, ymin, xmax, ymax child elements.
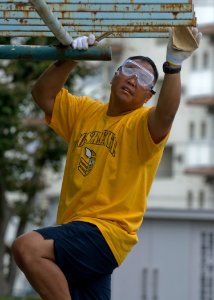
<box><xmin>12</xmin><ymin>231</ymin><xmax>72</xmax><ymax>300</ymax></box>
<box><xmin>73</xmin><ymin>273</ymin><xmax>111</xmax><ymax>300</ymax></box>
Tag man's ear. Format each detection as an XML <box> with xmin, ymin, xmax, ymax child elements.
<box><xmin>110</xmin><ymin>70</ymin><xmax>119</xmax><ymax>84</ymax></box>
<box><xmin>144</xmin><ymin>91</ymin><xmax>153</xmax><ymax>103</ymax></box>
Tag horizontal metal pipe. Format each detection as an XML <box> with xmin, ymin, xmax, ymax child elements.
<box><xmin>0</xmin><ymin>45</ymin><xmax>112</xmax><ymax>61</ymax></box>
<box><xmin>29</xmin><ymin>0</ymin><xmax>73</xmax><ymax>46</ymax></box>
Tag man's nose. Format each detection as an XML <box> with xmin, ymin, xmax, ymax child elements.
<box><xmin>127</xmin><ymin>74</ymin><xmax>138</xmax><ymax>86</ymax></box>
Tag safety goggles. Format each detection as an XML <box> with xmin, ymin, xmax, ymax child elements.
<box><xmin>120</xmin><ymin>59</ymin><xmax>155</xmax><ymax>94</ymax></box>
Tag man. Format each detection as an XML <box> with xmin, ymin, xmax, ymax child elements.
<box><xmin>12</xmin><ymin>28</ymin><xmax>202</xmax><ymax>300</ymax></box>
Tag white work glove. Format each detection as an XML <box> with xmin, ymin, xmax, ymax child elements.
<box><xmin>166</xmin><ymin>27</ymin><xmax>202</xmax><ymax>66</ymax></box>
<box><xmin>72</xmin><ymin>34</ymin><xmax>96</xmax><ymax>50</ymax></box>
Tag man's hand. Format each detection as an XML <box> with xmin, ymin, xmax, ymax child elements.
<box><xmin>72</xmin><ymin>34</ymin><xmax>96</xmax><ymax>50</ymax></box>
<box><xmin>166</xmin><ymin>27</ymin><xmax>202</xmax><ymax>66</ymax></box>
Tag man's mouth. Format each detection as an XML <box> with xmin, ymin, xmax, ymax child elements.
<box><xmin>121</xmin><ymin>86</ymin><xmax>134</xmax><ymax>95</ymax></box>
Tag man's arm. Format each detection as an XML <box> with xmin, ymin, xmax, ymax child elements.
<box><xmin>148</xmin><ymin>71</ymin><xmax>181</xmax><ymax>143</ymax></box>
<box><xmin>31</xmin><ymin>60</ymin><xmax>77</xmax><ymax>117</ymax></box>
<box><xmin>148</xmin><ymin>27</ymin><xmax>202</xmax><ymax>144</ymax></box>
<box><xmin>31</xmin><ymin>34</ymin><xmax>96</xmax><ymax>117</ymax></box>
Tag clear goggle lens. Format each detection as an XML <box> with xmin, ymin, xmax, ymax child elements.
<box><xmin>121</xmin><ymin>59</ymin><xmax>154</xmax><ymax>88</ymax></box>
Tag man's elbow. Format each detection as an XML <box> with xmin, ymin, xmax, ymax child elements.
<box><xmin>31</xmin><ymin>85</ymin><xmax>54</xmax><ymax>117</ymax></box>
<box><xmin>31</xmin><ymin>84</ymin><xmax>39</xmax><ymax>104</ymax></box>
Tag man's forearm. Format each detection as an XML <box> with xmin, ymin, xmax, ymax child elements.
<box><xmin>148</xmin><ymin>71</ymin><xmax>181</xmax><ymax>144</ymax></box>
<box><xmin>31</xmin><ymin>60</ymin><xmax>78</xmax><ymax>116</ymax></box>
<box><xmin>156</xmin><ymin>72</ymin><xmax>181</xmax><ymax>125</ymax></box>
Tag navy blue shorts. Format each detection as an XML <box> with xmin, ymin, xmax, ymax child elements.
<box><xmin>35</xmin><ymin>221</ymin><xmax>118</xmax><ymax>300</ymax></box>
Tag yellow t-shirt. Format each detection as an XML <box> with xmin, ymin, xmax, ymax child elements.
<box><xmin>46</xmin><ymin>88</ymin><xmax>168</xmax><ymax>265</ymax></box>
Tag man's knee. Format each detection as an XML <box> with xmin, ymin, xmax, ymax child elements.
<box><xmin>12</xmin><ymin>233</ymin><xmax>34</xmax><ymax>267</ymax></box>
<box><xmin>12</xmin><ymin>232</ymin><xmax>41</xmax><ymax>267</ymax></box>
<box><xmin>12</xmin><ymin>231</ymin><xmax>55</xmax><ymax>269</ymax></box>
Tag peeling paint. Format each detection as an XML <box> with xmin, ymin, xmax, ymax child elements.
<box><xmin>15</xmin><ymin>3</ymin><xmax>28</xmax><ymax>11</ymax></box>
<box><xmin>136</xmin><ymin>5</ymin><xmax>142</xmax><ymax>11</ymax></box>
<box><xmin>162</xmin><ymin>4</ymin><xmax>192</xmax><ymax>12</ymax></box>
<box><xmin>0</xmin><ymin>1</ymin><xmax>196</xmax><ymax>39</ymax></box>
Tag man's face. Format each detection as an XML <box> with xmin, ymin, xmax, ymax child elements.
<box><xmin>110</xmin><ymin>59</ymin><xmax>155</xmax><ymax>114</ymax></box>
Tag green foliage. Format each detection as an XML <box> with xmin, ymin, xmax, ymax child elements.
<box><xmin>0</xmin><ymin>38</ymin><xmax>94</xmax><ymax>193</ymax></box>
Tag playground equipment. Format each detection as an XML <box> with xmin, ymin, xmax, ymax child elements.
<box><xmin>0</xmin><ymin>0</ymin><xmax>196</xmax><ymax>60</ymax></box>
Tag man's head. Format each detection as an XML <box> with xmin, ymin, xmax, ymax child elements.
<box><xmin>108</xmin><ymin>56</ymin><xmax>158</xmax><ymax>116</ymax></box>
<box><xmin>125</xmin><ymin>55</ymin><xmax>159</xmax><ymax>93</ymax></box>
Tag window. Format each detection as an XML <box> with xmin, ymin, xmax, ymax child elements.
<box><xmin>155</xmin><ymin>38</ymin><xmax>167</xmax><ymax>46</ymax></box>
<box><xmin>203</xmin><ymin>51</ymin><xmax>209</xmax><ymax>69</ymax></box>
<box><xmin>142</xmin><ymin>268</ymin><xmax>159</xmax><ymax>300</ymax></box>
<box><xmin>199</xmin><ymin>190</ymin><xmax>205</xmax><ymax>209</ymax></box>
<box><xmin>191</xmin><ymin>54</ymin><xmax>197</xmax><ymax>70</ymax></box>
<box><xmin>156</xmin><ymin>146</ymin><xmax>173</xmax><ymax>178</ymax></box>
<box><xmin>200</xmin><ymin>232</ymin><xmax>214</xmax><ymax>300</ymax></box>
<box><xmin>142</xmin><ymin>268</ymin><xmax>148</xmax><ymax>300</ymax></box>
<box><xmin>189</xmin><ymin>122</ymin><xmax>195</xmax><ymax>140</ymax></box>
<box><xmin>187</xmin><ymin>190</ymin><xmax>193</xmax><ymax>209</ymax></box>
<box><xmin>201</xmin><ymin>121</ymin><xmax>207</xmax><ymax>139</ymax></box>
<box><xmin>153</xmin><ymin>269</ymin><xmax>159</xmax><ymax>300</ymax></box>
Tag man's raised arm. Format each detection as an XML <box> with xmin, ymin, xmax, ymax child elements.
<box><xmin>31</xmin><ymin>60</ymin><xmax>77</xmax><ymax>117</ymax></box>
<box><xmin>31</xmin><ymin>34</ymin><xmax>96</xmax><ymax>117</ymax></box>
<box><xmin>148</xmin><ymin>27</ymin><xmax>202</xmax><ymax>143</ymax></box>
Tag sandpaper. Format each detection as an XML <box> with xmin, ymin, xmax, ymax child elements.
<box><xmin>172</xmin><ymin>26</ymin><xmax>199</xmax><ymax>52</ymax></box>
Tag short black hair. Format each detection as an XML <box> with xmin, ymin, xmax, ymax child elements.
<box><xmin>127</xmin><ymin>55</ymin><xmax>159</xmax><ymax>87</ymax></box>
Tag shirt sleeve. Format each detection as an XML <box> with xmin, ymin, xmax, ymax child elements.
<box><xmin>136</xmin><ymin>107</ymin><xmax>170</xmax><ymax>162</ymax></box>
<box><xmin>45</xmin><ymin>88</ymin><xmax>95</xmax><ymax>142</ymax></box>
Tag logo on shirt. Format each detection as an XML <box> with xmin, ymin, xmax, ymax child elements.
<box><xmin>76</xmin><ymin>130</ymin><xmax>117</xmax><ymax>157</ymax></box>
<box><xmin>78</xmin><ymin>147</ymin><xmax>96</xmax><ymax>176</ymax></box>
<box><xmin>75</xmin><ymin>130</ymin><xmax>117</xmax><ymax>176</ymax></box>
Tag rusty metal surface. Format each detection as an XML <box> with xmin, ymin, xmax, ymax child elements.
<box><xmin>0</xmin><ymin>3</ymin><xmax>193</xmax><ymax>12</ymax></box>
<box><xmin>0</xmin><ymin>0</ymin><xmax>196</xmax><ymax>38</ymax></box>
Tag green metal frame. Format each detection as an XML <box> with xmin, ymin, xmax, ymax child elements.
<box><xmin>0</xmin><ymin>44</ymin><xmax>112</xmax><ymax>60</ymax></box>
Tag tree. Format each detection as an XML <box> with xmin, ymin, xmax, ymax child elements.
<box><xmin>0</xmin><ymin>36</ymin><xmax>96</xmax><ymax>295</ymax></box>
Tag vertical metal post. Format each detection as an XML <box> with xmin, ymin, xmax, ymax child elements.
<box><xmin>29</xmin><ymin>0</ymin><xmax>73</xmax><ymax>46</ymax></box>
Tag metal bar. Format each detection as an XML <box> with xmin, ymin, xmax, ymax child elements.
<box><xmin>0</xmin><ymin>11</ymin><xmax>195</xmax><ymax>21</ymax></box>
<box><xmin>29</xmin><ymin>0</ymin><xmax>73</xmax><ymax>45</ymax></box>
<box><xmin>0</xmin><ymin>31</ymin><xmax>170</xmax><ymax>38</ymax></box>
<box><xmin>0</xmin><ymin>19</ymin><xmax>196</xmax><ymax>33</ymax></box>
<box><xmin>0</xmin><ymin>44</ymin><xmax>112</xmax><ymax>60</ymax></box>
<box><xmin>0</xmin><ymin>3</ymin><xmax>193</xmax><ymax>12</ymax></box>
<box><xmin>0</xmin><ymin>0</ymin><xmax>193</xmax><ymax>3</ymax></box>
<box><xmin>0</xmin><ymin>10</ymin><xmax>194</xmax><ymax>20</ymax></box>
